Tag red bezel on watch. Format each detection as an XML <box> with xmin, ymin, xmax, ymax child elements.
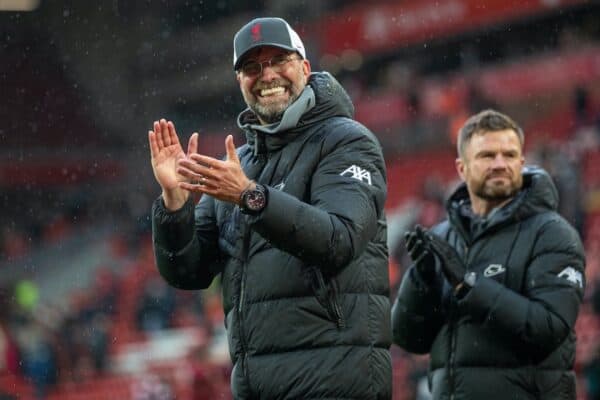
<box><xmin>240</xmin><ymin>184</ymin><xmax>267</xmax><ymax>214</ymax></box>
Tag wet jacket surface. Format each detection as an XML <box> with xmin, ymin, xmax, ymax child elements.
<box><xmin>152</xmin><ymin>72</ymin><xmax>392</xmax><ymax>399</ymax></box>
<box><xmin>392</xmin><ymin>167</ymin><xmax>585</xmax><ymax>400</ymax></box>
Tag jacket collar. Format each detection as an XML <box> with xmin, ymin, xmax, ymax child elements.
<box><xmin>237</xmin><ymin>85</ymin><xmax>316</xmax><ymax>135</ymax></box>
<box><xmin>447</xmin><ymin>165</ymin><xmax>558</xmax><ymax>240</ymax></box>
<box><xmin>236</xmin><ymin>71</ymin><xmax>354</xmax><ymax>156</ymax></box>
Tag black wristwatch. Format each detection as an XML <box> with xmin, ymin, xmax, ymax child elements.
<box><xmin>455</xmin><ymin>271</ymin><xmax>477</xmax><ymax>298</ymax></box>
<box><xmin>239</xmin><ymin>183</ymin><xmax>268</xmax><ymax>215</ymax></box>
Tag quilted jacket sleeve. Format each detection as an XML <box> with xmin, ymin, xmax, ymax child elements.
<box><xmin>247</xmin><ymin>121</ymin><xmax>387</xmax><ymax>274</ymax></box>
<box><xmin>459</xmin><ymin>216</ymin><xmax>585</xmax><ymax>360</ymax></box>
<box><xmin>391</xmin><ymin>267</ymin><xmax>445</xmax><ymax>354</ymax></box>
<box><xmin>152</xmin><ymin>194</ymin><xmax>222</xmax><ymax>290</ymax></box>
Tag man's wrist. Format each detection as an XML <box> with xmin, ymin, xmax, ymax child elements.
<box><xmin>237</xmin><ymin>180</ymin><xmax>257</xmax><ymax>205</ymax></box>
<box><xmin>162</xmin><ymin>189</ymin><xmax>190</xmax><ymax>211</ymax></box>
<box><xmin>454</xmin><ymin>271</ymin><xmax>477</xmax><ymax>298</ymax></box>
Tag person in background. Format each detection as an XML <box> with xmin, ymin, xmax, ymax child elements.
<box><xmin>392</xmin><ymin>109</ymin><xmax>585</xmax><ymax>399</ymax></box>
<box><xmin>148</xmin><ymin>17</ymin><xmax>391</xmax><ymax>399</ymax></box>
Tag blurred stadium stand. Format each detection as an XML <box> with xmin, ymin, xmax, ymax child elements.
<box><xmin>1</xmin><ymin>0</ymin><xmax>600</xmax><ymax>399</ymax></box>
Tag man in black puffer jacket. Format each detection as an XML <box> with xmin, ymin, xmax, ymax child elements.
<box><xmin>392</xmin><ymin>109</ymin><xmax>585</xmax><ymax>399</ymax></box>
<box><xmin>148</xmin><ymin>17</ymin><xmax>391</xmax><ymax>399</ymax></box>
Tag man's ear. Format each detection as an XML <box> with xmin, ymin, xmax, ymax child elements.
<box><xmin>302</xmin><ymin>59</ymin><xmax>311</xmax><ymax>77</ymax></box>
<box><xmin>455</xmin><ymin>157</ymin><xmax>466</xmax><ymax>181</ymax></box>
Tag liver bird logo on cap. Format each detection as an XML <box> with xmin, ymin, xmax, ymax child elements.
<box><xmin>251</xmin><ymin>23</ymin><xmax>261</xmax><ymax>42</ymax></box>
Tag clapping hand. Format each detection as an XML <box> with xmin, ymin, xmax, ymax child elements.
<box><xmin>426</xmin><ymin>232</ymin><xmax>466</xmax><ymax>289</ymax></box>
<box><xmin>404</xmin><ymin>225</ymin><xmax>436</xmax><ymax>283</ymax></box>
<box><xmin>176</xmin><ymin>134</ymin><xmax>252</xmax><ymax>205</ymax></box>
<box><xmin>148</xmin><ymin>119</ymin><xmax>198</xmax><ymax>210</ymax></box>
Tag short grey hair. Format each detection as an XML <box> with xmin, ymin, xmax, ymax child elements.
<box><xmin>457</xmin><ymin>109</ymin><xmax>524</xmax><ymax>158</ymax></box>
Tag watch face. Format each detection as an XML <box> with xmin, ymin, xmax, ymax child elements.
<box><xmin>245</xmin><ymin>189</ymin><xmax>266</xmax><ymax>211</ymax></box>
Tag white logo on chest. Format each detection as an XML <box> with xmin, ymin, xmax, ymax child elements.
<box><xmin>483</xmin><ymin>264</ymin><xmax>506</xmax><ymax>277</ymax></box>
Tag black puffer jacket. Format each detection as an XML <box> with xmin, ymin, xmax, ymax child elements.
<box><xmin>392</xmin><ymin>167</ymin><xmax>585</xmax><ymax>400</ymax></box>
<box><xmin>152</xmin><ymin>72</ymin><xmax>392</xmax><ymax>399</ymax></box>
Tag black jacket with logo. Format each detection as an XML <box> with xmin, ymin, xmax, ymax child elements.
<box><xmin>392</xmin><ymin>167</ymin><xmax>585</xmax><ymax>399</ymax></box>
<box><xmin>152</xmin><ymin>72</ymin><xmax>392</xmax><ymax>399</ymax></box>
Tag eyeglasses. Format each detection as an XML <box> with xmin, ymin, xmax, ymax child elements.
<box><xmin>239</xmin><ymin>54</ymin><xmax>301</xmax><ymax>77</ymax></box>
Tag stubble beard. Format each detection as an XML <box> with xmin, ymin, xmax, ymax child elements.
<box><xmin>245</xmin><ymin>70</ymin><xmax>306</xmax><ymax>124</ymax></box>
<box><xmin>251</xmin><ymin>95</ymin><xmax>296</xmax><ymax>124</ymax></box>
<box><xmin>474</xmin><ymin>176</ymin><xmax>522</xmax><ymax>202</ymax></box>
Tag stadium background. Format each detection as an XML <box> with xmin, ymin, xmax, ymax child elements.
<box><xmin>1</xmin><ymin>0</ymin><xmax>600</xmax><ymax>399</ymax></box>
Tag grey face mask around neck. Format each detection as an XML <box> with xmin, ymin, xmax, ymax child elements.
<box><xmin>242</xmin><ymin>85</ymin><xmax>316</xmax><ymax>134</ymax></box>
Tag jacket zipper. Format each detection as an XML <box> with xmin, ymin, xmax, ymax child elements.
<box><xmin>236</xmin><ymin>223</ymin><xmax>252</xmax><ymax>390</ymax></box>
<box><xmin>239</xmin><ymin>265</ymin><xmax>247</xmax><ymax>314</ymax></box>
<box><xmin>236</xmin><ymin>152</ymin><xmax>268</xmax><ymax>395</ymax></box>
<box><xmin>449</xmin><ymin>243</ymin><xmax>469</xmax><ymax>399</ymax></box>
<box><xmin>448</xmin><ymin>303</ymin><xmax>457</xmax><ymax>400</ymax></box>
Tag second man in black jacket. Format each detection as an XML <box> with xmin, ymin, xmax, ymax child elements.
<box><xmin>392</xmin><ymin>109</ymin><xmax>585</xmax><ymax>399</ymax></box>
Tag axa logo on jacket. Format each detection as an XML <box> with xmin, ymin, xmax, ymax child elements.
<box><xmin>558</xmin><ymin>266</ymin><xmax>583</xmax><ymax>288</ymax></box>
<box><xmin>340</xmin><ymin>165</ymin><xmax>372</xmax><ymax>185</ymax></box>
